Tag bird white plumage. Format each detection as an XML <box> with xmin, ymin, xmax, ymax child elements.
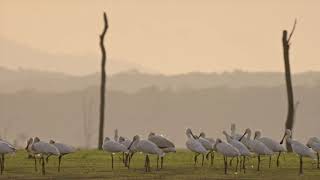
<box><xmin>215</xmin><ymin>138</ymin><xmax>240</xmax><ymax>174</ymax></box>
<box><xmin>282</xmin><ymin>130</ymin><xmax>315</xmax><ymax>159</ymax></box>
<box><xmin>185</xmin><ymin>129</ymin><xmax>207</xmax><ymax>154</ymax></box>
<box><xmin>49</xmin><ymin>140</ymin><xmax>76</xmax><ymax>155</ymax></box>
<box><xmin>148</xmin><ymin>132</ymin><xmax>176</xmax><ymax>153</ymax></box>
<box><xmin>281</xmin><ymin>129</ymin><xmax>316</xmax><ymax>174</ymax></box>
<box><xmin>102</xmin><ymin>137</ymin><xmax>129</xmax><ymax>153</ymax></box>
<box><xmin>223</xmin><ymin>131</ymin><xmax>251</xmax><ymax>156</ymax></box>
<box><xmin>130</xmin><ymin>135</ymin><xmax>164</xmax><ymax>172</ymax></box>
<box><xmin>254</xmin><ymin>131</ymin><xmax>286</xmax><ymax>153</ymax></box>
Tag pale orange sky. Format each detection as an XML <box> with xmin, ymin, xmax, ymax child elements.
<box><xmin>1</xmin><ymin>0</ymin><xmax>320</xmax><ymax>75</ymax></box>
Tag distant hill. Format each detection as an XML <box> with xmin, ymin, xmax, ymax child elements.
<box><xmin>1</xmin><ymin>66</ymin><xmax>320</xmax><ymax>93</ymax></box>
<box><xmin>0</xmin><ymin>85</ymin><xmax>319</xmax><ymax>148</ymax></box>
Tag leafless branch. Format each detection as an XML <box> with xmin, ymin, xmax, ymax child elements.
<box><xmin>287</xmin><ymin>19</ymin><xmax>297</xmax><ymax>43</ymax></box>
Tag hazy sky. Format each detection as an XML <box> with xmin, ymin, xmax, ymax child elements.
<box><xmin>1</xmin><ymin>0</ymin><xmax>320</xmax><ymax>75</ymax></box>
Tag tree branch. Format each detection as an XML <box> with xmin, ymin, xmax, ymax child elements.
<box><xmin>287</xmin><ymin>18</ymin><xmax>297</xmax><ymax>43</ymax></box>
<box><xmin>100</xmin><ymin>12</ymin><xmax>108</xmax><ymax>38</ymax></box>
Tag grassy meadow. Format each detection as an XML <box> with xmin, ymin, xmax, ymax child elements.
<box><xmin>0</xmin><ymin>150</ymin><xmax>319</xmax><ymax>180</ymax></box>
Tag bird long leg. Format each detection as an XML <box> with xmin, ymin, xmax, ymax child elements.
<box><xmin>201</xmin><ymin>154</ymin><xmax>205</xmax><ymax>167</ymax></box>
<box><xmin>156</xmin><ymin>156</ymin><xmax>159</xmax><ymax>169</ymax></box>
<box><xmin>41</xmin><ymin>157</ymin><xmax>45</xmax><ymax>175</ymax></box>
<box><xmin>144</xmin><ymin>155</ymin><xmax>147</xmax><ymax>172</ymax></box>
<box><xmin>161</xmin><ymin>156</ymin><xmax>164</xmax><ymax>169</ymax></box>
<box><xmin>243</xmin><ymin>156</ymin><xmax>246</xmax><ymax>174</ymax></box>
<box><xmin>277</xmin><ymin>151</ymin><xmax>281</xmax><ymax>167</ymax></box>
<box><xmin>211</xmin><ymin>152</ymin><xmax>214</xmax><ymax>166</ymax></box>
<box><xmin>145</xmin><ymin>155</ymin><xmax>150</xmax><ymax>172</ymax></box>
<box><xmin>240</xmin><ymin>156</ymin><xmax>243</xmax><ymax>172</ymax></box>
<box><xmin>235</xmin><ymin>156</ymin><xmax>239</xmax><ymax>172</ymax></box>
<box><xmin>122</xmin><ymin>152</ymin><xmax>125</xmax><ymax>163</ymax></box>
<box><xmin>257</xmin><ymin>155</ymin><xmax>261</xmax><ymax>171</ymax></box>
<box><xmin>0</xmin><ymin>155</ymin><xmax>2</xmax><ymax>175</ymax></box>
<box><xmin>299</xmin><ymin>155</ymin><xmax>303</xmax><ymax>175</ymax></box>
<box><xmin>225</xmin><ymin>156</ymin><xmax>228</xmax><ymax>174</ymax></box>
<box><xmin>111</xmin><ymin>154</ymin><xmax>114</xmax><ymax>170</ymax></box>
<box><xmin>58</xmin><ymin>155</ymin><xmax>62</xmax><ymax>172</ymax></box>
<box><xmin>229</xmin><ymin>157</ymin><xmax>234</xmax><ymax>166</ymax></box>
<box><xmin>1</xmin><ymin>154</ymin><xmax>4</xmax><ymax>173</ymax></box>
<box><xmin>34</xmin><ymin>156</ymin><xmax>38</xmax><ymax>172</ymax></box>
<box><xmin>148</xmin><ymin>155</ymin><xmax>151</xmax><ymax>172</ymax></box>
<box><xmin>317</xmin><ymin>152</ymin><xmax>319</xmax><ymax>169</ymax></box>
<box><xmin>269</xmin><ymin>155</ymin><xmax>272</xmax><ymax>168</ymax></box>
<box><xmin>46</xmin><ymin>155</ymin><xmax>51</xmax><ymax>163</ymax></box>
<box><xmin>194</xmin><ymin>153</ymin><xmax>199</xmax><ymax>166</ymax></box>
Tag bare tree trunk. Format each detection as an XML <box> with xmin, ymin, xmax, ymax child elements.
<box><xmin>282</xmin><ymin>19</ymin><xmax>297</xmax><ymax>152</ymax></box>
<box><xmin>98</xmin><ymin>12</ymin><xmax>108</xmax><ymax>150</ymax></box>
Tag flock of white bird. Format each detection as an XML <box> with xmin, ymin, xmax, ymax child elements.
<box><xmin>0</xmin><ymin>124</ymin><xmax>319</xmax><ymax>175</ymax></box>
<box><xmin>185</xmin><ymin>125</ymin><xmax>320</xmax><ymax>175</ymax></box>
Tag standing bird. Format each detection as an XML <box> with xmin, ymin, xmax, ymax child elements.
<box><xmin>231</xmin><ymin>123</ymin><xmax>243</xmax><ymax>141</ymax></box>
<box><xmin>49</xmin><ymin>140</ymin><xmax>77</xmax><ymax>172</ymax></box>
<box><xmin>185</xmin><ymin>128</ymin><xmax>208</xmax><ymax>166</ymax></box>
<box><xmin>199</xmin><ymin>132</ymin><xmax>216</xmax><ymax>166</ymax></box>
<box><xmin>0</xmin><ymin>140</ymin><xmax>15</xmax><ymax>175</ymax></box>
<box><xmin>306</xmin><ymin>138</ymin><xmax>320</xmax><ymax>168</ymax></box>
<box><xmin>214</xmin><ymin>138</ymin><xmax>240</xmax><ymax>174</ymax></box>
<box><xmin>128</xmin><ymin>135</ymin><xmax>164</xmax><ymax>172</ymax></box>
<box><xmin>307</xmin><ymin>137</ymin><xmax>320</xmax><ymax>168</ymax></box>
<box><xmin>240</xmin><ymin>129</ymin><xmax>273</xmax><ymax>171</ymax></box>
<box><xmin>280</xmin><ymin>129</ymin><xmax>316</xmax><ymax>175</ymax></box>
<box><xmin>254</xmin><ymin>130</ymin><xmax>286</xmax><ymax>168</ymax></box>
<box><xmin>239</xmin><ymin>128</ymin><xmax>254</xmax><ymax>151</ymax></box>
<box><xmin>25</xmin><ymin>137</ymin><xmax>60</xmax><ymax>175</ymax></box>
<box><xmin>148</xmin><ymin>132</ymin><xmax>176</xmax><ymax>169</ymax></box>
<box><xmin>119</xmin><ymin>136</ymin><xmax>135</xmax><ymax>167</ymax></box>
<box><xmin>102</xmin><ymin>137</ymin><xmax>129</xmax><ymax>170</ymax></box>
<box><xmin>223</xmin><ymin>131</ymin><xmax>251</xmax><ymax>173</ymax></box>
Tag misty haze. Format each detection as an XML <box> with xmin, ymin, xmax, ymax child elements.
<box><xmin>1</xmin><ymin>0</ymin><xmax>320</xmax><ymax>179</ymax></box>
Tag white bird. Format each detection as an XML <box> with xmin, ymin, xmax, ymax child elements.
<box><xmin>185</xmin><ymin>128</ymin><xmax>208</xmax><ymax>166</ymax></box>
<box><xmin>0</xmin><ymin>139</ymin><xmax>15</xmax><ymax>174</ymax></box>
<box><xmin>306</xmin><ymin>138</ymin><xmax>320</xmax><ymax>169</ymax></box>
<box><xmin>128</xmin><ymin>135</ymin><xmax>164</xmax><ymax>172</ymax></box>
<box><xmin>239</xmin><ymin>128</ymin><xmax>254</xmax><ymax>151</ymax></box>
<box><xmin>254</xmin><ymin>130</ymin><xmax>286</xmax><ymax>168</ymax></box>
<box><xmin>214</xmin><ymin>138</ymin><xmax>240</xmax><ymax>174</ymax></box>
<box><xmin>25</xmin><ymin>137</ymin><xmax>60</xmax><ymax>175</ymax></box>
<box><xmin>49</xmin><ymin>140</ymin><xmax>77</xmax><ymax>172</ymax></box>
<box><xmin>240</xmin><ymin>128</ymin><xmax>273</xmax><ymax>171</ymax></box>
<box><xmin>308</xmin><ymin>137</ymin><xmax>320</xmax><ymax>144</ymax></box>
<box><xmin>148</xmin><ymin>132</ymin><xmax>176</xmax><ymax>169</ymax></box>
<box><xmin>102</xmin><ymin>137</ymin><xmax>129</xmax><ymax>170</ymax></box>
<box><xmin>119</xmin><ymin>136</ymin><xmax>135</xmax><ymax>167</ymax></box>
<box><xmin>280</xmin><ymin>129</ymin><xmax>316</xmax><ymax>174</ymax></box>
<box><xmin>223</xmin><ymin>130</ymin><xmax>251</xmax><ymax>173</ymax></box>
<box><xmin>231</xmin><ymin>123</ymin><xmax>243</xmax><ymax>141</ymax></box>
<box><xmin>199</xmin><ymin>132</ymin><xmax>216</xmax><ymax>166</ymax></box>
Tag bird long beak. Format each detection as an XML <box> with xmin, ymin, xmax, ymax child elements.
<box><xmin>239</xmin><ymin>131</ymin><xmax>247</xmax><ymax>141</ymax></box>
<box><xmin>190</xmin><ymin>131</ymin><xmax>197</xmax><ymax>139</ymax></box>
<box><xmin>280</xmin><ymin>133</ymin><xmax>286</xmax><ymax>144</ymax></box>
<box><xmin>253</xmin><ymin>133</ymin><xmax>257</xmax><ymax>140</ymax></box>
<box><xmin>128</xmin><ymin>139</ymin><xmax>135</xmax><ymax>150</ymax></box>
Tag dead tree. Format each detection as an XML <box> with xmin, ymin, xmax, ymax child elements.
<box><xmin>282</xmin><ymin>19</ymin><xmax>297</xmax><ymax>152</ymax></box>
<box><xmin>98</xmin><ymin>12</ymin><xmax>108</xmax><ymax>150</ymax></box>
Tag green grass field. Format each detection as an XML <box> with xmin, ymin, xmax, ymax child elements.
<box><xmin>0</xmin><ymin>150</ymin><xmax>319</xmax><ymax>180</ymax></box>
